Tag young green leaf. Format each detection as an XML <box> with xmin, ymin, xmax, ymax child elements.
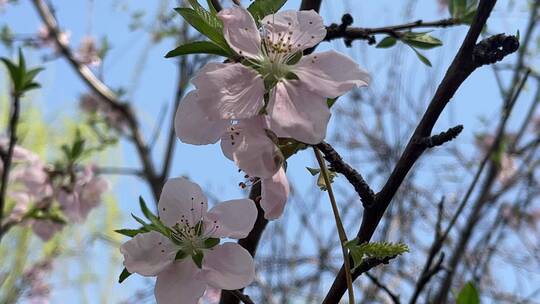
<box><xmin>118</xmin><ymin>267</ymin><xmax>132</xmax><ymax>283</ymax></box>
<box><xmin>456</xmin><ymin>282</ymin><xmax>480</xmax><ymax>304</ymax></box>
<box><xmin>165</xmin><ymin>41</ymin><xmax>230</xmax><ymax>58</ymax></box>
<box><xmin>247</xmin><ymin>0</ymin><xmax>288</xmax><ymax>25</ymax></box>
<box><xmin>376</xmin><ymin>36</ymin><xmax>397</xmax><ymax>48</ymax></box>
<box><xmin>175</xmin><ymin>250</ymin><xmax>188</xmax><ymax>260</ymax></box>
<box><xmin>174</xmin><ymin>7</ymin><xmax>227</xmax><ymax>49</ymax></box>
<box><xmin>114</xmin><ymin>228</ymin><xmax>147</xmax><ymax>237</ymax></box>
<box><xmin>345</xmin><ymin>241</ymin><xmax>409</xmax><ymax>271</ymax></box>
<box><xmin>402</xmin><ymin>32</ymin><xmax>443</xmax><ymax>50</ymax></box>
<box><xmin>410</xmin><ymin>47</ymin><xmax>432</xmax><ymax>67</ymax></box>
<box><xmin>306</xmin><ymin>167</ymin><xmax>321</xmax><ymax>176</ymax></box>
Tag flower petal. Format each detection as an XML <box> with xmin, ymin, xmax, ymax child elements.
<box><xmin>218</xmin><ymin>7</ymin><xmax>261</xmax><ymax>59</ymax></box>
<box><xmin>261</xmin><ymin>10</ymin><xmax>326</xmax><ymax>52</ymax></box>
<box><xmin>294</xmin><ymin>50</ymin><xmax>370</xmax><ymax>98</ymax></box>
<box><xmin>268</xmin><ymin>81</ymin><xmax>330</xmax><ymax>144</ymax></box>
<box><xmin>57</xmin><ymin>190</ymin><xmax>82</xmax><ymax>223</ymax></box>
<box><xmin>261</xmin><ymin>167</ymin><xmax>289</xmax><ymax>220</ymax></box>
<box><xmin>175</xmin><ymin>90</ymin><xmax>231</xmax><ymax>145</ymax></box>
<box><xmin>120</xmin><ymin>231</ymin><xmax>177</xmax><ymax>276</ymax></box>
<box><xmin>158</xmin><ymin>178</ymin><xmax>208</xmax><ymax>227</ymax></box>
<box><xmin>205</xmin><ymin>199</ymin><xmax>257</xmax><ymax>239</ymax></box>
<box><xmin>32</xmin><ymin>220</ymin><xmax>63</xmax><ymax>241</ymax></box>
<box><xmin>193</xmin><ymin>62</ymin><xmax>265</xmax><ymax>120</ymax></box>
<box><xmin>155</xmin><ymin>259</ymin><xmax>207</xmax><ymax>304</ymax></box>
<box><xmin>199</xmin><ymin>243</ymin><xmax>255</xmax><ymax>290</ymax></box>
<box><xmin>220</xmin><ymin>117</ymin><xmax>282</xmax><ymax>178</ymax></box>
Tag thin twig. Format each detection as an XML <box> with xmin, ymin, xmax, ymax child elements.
<box><xmin>314</xmin><ymin>147</ymin><xmax>355</xmax><ymax>304</ymax></box>
<box><xmin>230</xmin><ymin>290</ymin><xmax>255</xmax><ymax>304</ymax></box>
<box><xmin>365</xmin><ymin>272</ymin><xmax>401</xmax><ymax>304</ymax></box>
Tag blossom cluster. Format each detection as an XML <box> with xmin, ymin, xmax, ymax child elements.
<box><xmin>1</xmin><ymin>139</ymin><xmax>109</xmax><ymax>241</ymax></box>
<box><xmin>120</xmin><ymin>4</ymin><xmax>370</xmax><ymax>304</ymax></box>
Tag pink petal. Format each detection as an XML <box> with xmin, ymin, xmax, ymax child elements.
<box><xmin>158</xmin><ymin>178</ymin><xmax>208</xmax><ymax>227</ymax></box>
<box><xmin>220</xmin><ymin>117</ymin><xmax>282</xmax><ymax>178</ymax></box>
<box><xmin>261</xmin><ymin>10</ymin><xmax>326</xmax><ymax>52</ymax></box>
<box><xmin>155</xmin><ymin>259</ymin><xmax>207</xmax><ymax>304</ymax></box>
<box><xmin>192</xmin><ymin>62</ymin><xmax>265</xmax><ymax>120</ymax></box>
<box><xmin>218</xmin><ymin>7</ymin><xmax>261</xmax><ymax>59</ymax></box>
<box><xmin>261</xmin><ymin>167</ymin><xmax>289</xmax><ymax>220</ymax></box>
<box><xmin>199</xmin><ymin>243</ymin><xmax>255</xmax><ymax>290</ymax></box>
<box><xmin>268</xmin><ymin>81</ymin><xmax>330</xmax><ymax>144</ymax></box>
<box><xmin>120</xmin><ymin>231</ymin><xmax>177</xmax><ymax>277</ymax></box>
<box><xmin>205</xmin><ymin>199</ymin><xmax>257</xmax><ymax>239</ymax></box>
<box><xmin>57</xmin><ymin>190</ymin><xmax>82</xmax><ymax>222</ymax></box>
<box><xmin>294</xmin><ymin>50</ymin><xmax>370</xmax><ymax>98</ymax></box>
<box><xmin>32</xmin><ymin>220</ymin><xmax>63</xmax><ymax>241</ymax></box>
<box><xmin>175</xmin><ymin>90</ymin><xmax>231</xmax><ymax>145</ymax></box>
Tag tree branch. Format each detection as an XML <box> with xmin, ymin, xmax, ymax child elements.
<box><xmin>324</xmin><ymin>18</ymin><xmax>460</xmax><ymax>45</ymax></box>
<box><xmin>31</xmin><ymin>0</ymin><xmax>162</xmax><ymax>201</ymax></box>
<box><xmin>300</xmin><ymin>0</ymin><xmax>322</xmax><ymax>11</ymax></box>
<box><xmin>322</xmin><ymin>1</ymin><xmax>518</xmax><ymax>302</ymax></box>
<box><xmin>316</xmin><ymin>142</ymin><xmax>375</xmax><ymax>207</ymax></box>
<box><xmin>0</xmin><ymin>94</ymin><xmax>20</xmax><ymax>241</ymax></box>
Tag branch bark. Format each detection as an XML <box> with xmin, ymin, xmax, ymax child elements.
<box><xmin>322</xmin><ymin>1</ymin><xmax>518</xmax><ymax>302</ymax></box>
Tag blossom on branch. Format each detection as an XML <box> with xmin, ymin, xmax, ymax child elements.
<box><xmin>120</xmin><ymin>178</ymin><xmax>257</xmax><ymax>304</ymax></box>
<box><xmin>190</xmin><ymin>7</ymin><xmax>370</xmax><ymax>144</ymax></box>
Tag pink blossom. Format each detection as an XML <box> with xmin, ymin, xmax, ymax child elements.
<box><xmin>190</xmin><ymin>7</ymin><xmax>369</xmax><ymax>144</ymax></box>
<box><xmin>175</xmin><ymin>91</ymin><xmax>290</xmax><ymax>219</ymax></box>
<box><xmin>79</xmin><ymin>93</ymin><xmax>128</xmax><ymax>132</ymax></box>
<box><xmin>76</xmin><ymin>36</ymin><xmax>101</xmax><ymax>67</ymax></box>
<box><xmin>23</xmin><ymin>260</ymin><xmax>53</xmax><ymax>304</ymax></box>
<box><xmin>57</xmin><ymin>165</ymin><xmax>109</xmax><ymax>222</ymax></box>
<box><xmin>37</xmin><ymin>25</ymin><xmax>70</xmax><ymax>51</ymax></box>
<box><xmin>120</xmin><ymin>178</ymin><xmax>257</xmax><ymax>304</ymax></box>
<box><xmin>32</xmin><ymin>220</ymin><xmax>63</xmax><ymax>241</ymax></box>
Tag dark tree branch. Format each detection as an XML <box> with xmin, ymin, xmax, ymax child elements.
<box><xmin>366</xmin><ymin>272</ymin><xmax>401</xmax><ymax>304</ymax></box>
<box><xmin>31</xmin><ymin>0</ymin><xmax>162</xmax><ymax>201</ymax></box>
<box><xmin>300</xmin><ymin>0</ymin><xmax>322</xmax><ymax>11</ymax></box>
<box><xmin>230</xmin><ymin>290</ymin><xmax>255</xmax><ymax>304</ymax></box>
<box><xmin>0</xmin><ymin>94</ymin><xmax>20</xmax><ymax>241</ymax></box>
<box><xmin>316</xmin><ymin>142</ymin><xmax>375</xmax><ymax>207</ymax></box>
<box><xmin>220</xmin><ymin>181</ymin><xmax>266</xmax><ymax>304</ymax></box>
<box><xmin>415</xmin><ymin>125</ymin><xmax>464</xmax><ymax>149</ymax></box>
<box><xmin>322</xmin><ymin>1</ymin><xmax>519</xmax><ymax>302</ymax></box>
<box><xmin>324</xmin><ymin>18</ymin><xmax>459</xmax><ymax>44</ymax></box>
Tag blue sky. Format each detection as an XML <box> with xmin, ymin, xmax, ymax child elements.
<box><xmin>1</xmin><ymin>0</ymin><xmax>537</xmax><ymax>303</ymax></box>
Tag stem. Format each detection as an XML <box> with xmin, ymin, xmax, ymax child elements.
<box><xmin>0</xmin><ymin>93</ymin><xmax>21</xmax><ymax>241</ymax></box>
<box><xmin>313</xmin><ymin>147</ymin><xmax>355</xmax><ymax>304</ymax></box>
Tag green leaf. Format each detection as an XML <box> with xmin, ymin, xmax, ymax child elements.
<box><xmin>114</xmin><ymin>228</ymin><xmax>147</xmax><ymax>237</ymax></box>
<box><xmin>456</xmin><ymin>282</ymin><xmax>480</xmax><ymax>304</ymax></box>
<box><xmin>138</xmin><ymin>196</ymin><xmax>170</xmax><ymax>235</ymax></box>
<box><xmin>192</xmin><ymin>250</ymin><xmax>204</xmax><ymax>268</ymax></box>
<box><xmin>402</xmin><ymin>32</ymin><xmax>443</xmax><ymax>50</ymax></box>
<box><xmin>345</xmin><ymin>241</ymin><xmax>409</xmax><ymax>272</ymax></box>
<box><xmin>139</xmin><ymin>196</ymin><xmax>157</xmax><ymax>222</ymax></box>
<box><xmin>206</xmin><ymin>0</ymin><xmax>218</xmax><ymax>14</ymax></box>
<box><xmin>0</xmin><ymin>57</ymin><xmax>21</xmax><ymax>91</ymax></box>
<box><xmin>174</xmin><ymin>7</ymin><xmax>227</xmax><ymax>49</ymax></box>
<box><xmin>376</xmin><ymin>36</ymin><xmax>397</xmax><ymax>48</ymax></box>
<box><xmin>306</xmin><ymin>167</ymin><xmax>320</xmax><ymax>176</ymax></box>
<box><xmin>410</xmin><ymin>47</ymin><xmax>432</xmax><ymax>67</ymax></box>
<box><xmin>203</xmin><ymin>237</ymin><xmax>220</xmax><ymax>248</ymax></box>
<box><xmin>165</xmin><ymin>41</ymin><xmax>230</xmax><ymax>58</ymax></box>
<box><xmin>317</xmin><ymin>168</ymin><xmax>338</xmax><ymax>191</ymax></box>
<box><xmin>118</xmin><ymin>268</ymin><xmax>132</xmax><ymax>283</ymax></box>
<box><xmin>247</xmin><ymin>0</ymin><xmax>288</xmax><ymax>24</ymax></box>
<box><xmin>286</xmin><ymin>51</ymin><xmax>302</xmax><ymax>65</ymax></box>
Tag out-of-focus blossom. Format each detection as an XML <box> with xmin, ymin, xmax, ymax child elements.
<box><xmin>79</xmin><ymin>93</ymin><xmax>128</xmax><ymax>132</ymax></box>
<box><xmin>22</xmin><ymin>260</ymin><xmax>53</xmax><ymax>304</ymax></box>
<box><xmin>37</xmin><ymin>24</ymin><xmax>70</xmax><ymax>51</ymax></box>
<box><xmin>475</xmin><ymin>134</ymin><xmax>517</xmax><ymax>184</ymax></box>
<box><xmin>76</xmin><ymin>36</ymin><xmax>101</xmax><ymax>67</ymax></box>
<box><xmin>58</xmin><ymin>165</ymin><xmax>109</xmax><ymax>222</ymax></box>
